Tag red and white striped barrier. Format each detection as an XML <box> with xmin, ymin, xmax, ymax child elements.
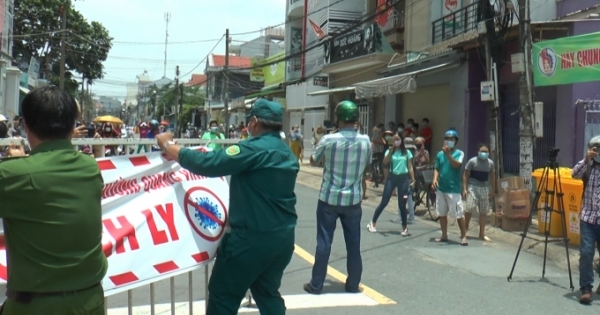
<box><xmin>0</xmin><ymin>146</ymin><xmax>229</xmax><ymax>297</ymax></box>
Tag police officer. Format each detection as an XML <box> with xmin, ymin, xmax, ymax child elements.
<box><xmin>156</xmin><ymin>99</ymin><xmax>298</xmax><ymax>315</ymax></box>
<box><xmin>0</xmin><ymin>86</ymin><xmax>107</xmax><ymax>314</ymax></box>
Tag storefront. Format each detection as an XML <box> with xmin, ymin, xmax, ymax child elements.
<box><xmin>356</xmin><ymin>51</ymin><xmax>465</xmax><ymax>153</ymax></box>
<box><xmin>285</xmin><ymin>77</ymin><xmax>328</xmax><ymax>152</ymax></box>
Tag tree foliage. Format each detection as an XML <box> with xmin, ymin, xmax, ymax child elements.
<box><xmin>13</xmin><ymin>0</ymin><xmax>113</xmax><ymax>95</ymax></box>
<box><xmin>147</xmin><ymin>84</ymin><xmax>205</xmax><ymax>128</ymax></box>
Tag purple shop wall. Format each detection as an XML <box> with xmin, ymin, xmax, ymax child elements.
<box><xmin>465</xmin><ymin>50</ymin><xmax>489</xmax><ymax>158</ymax></box>
<box><xmin>555</xmin><ymin>21</ymin><xmax>600</xmax><ymax>166</ymax></box>
<box><xmin>556</xmin><ymin>0</ymin><xmax>599</xmax><ymax>18</ymax></box>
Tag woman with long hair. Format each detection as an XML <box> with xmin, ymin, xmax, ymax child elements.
<box><xmin>367</xmin><ymin>133</ymin><xmax>415</xmax><ymax>235</ymax></box>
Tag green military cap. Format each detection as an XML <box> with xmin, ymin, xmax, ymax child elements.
<box><xmin>246</xmin><ymin>98</ymin><xmax>283</xmax><ymax>122</ymax></box>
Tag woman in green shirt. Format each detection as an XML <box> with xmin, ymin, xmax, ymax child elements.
<box><xmin>367</xmin><ymin>134</ymin><xmax>415</xmax><ymax>235</ymax></box>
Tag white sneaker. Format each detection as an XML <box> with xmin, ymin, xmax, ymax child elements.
<box><xmin>366</xmin><ymin>222</ymin><xmax>377</xmax><ymax>233</ymax></box>
<box><xmin>401</xmin><ymin>228</ymin><xmax>410</xmax><ymax>236</ymax></box>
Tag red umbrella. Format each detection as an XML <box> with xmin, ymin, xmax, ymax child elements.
<box><xmin>160</xmin><ymin>120</ymin><xmax>169</xmax><ymax>126</ymax></box>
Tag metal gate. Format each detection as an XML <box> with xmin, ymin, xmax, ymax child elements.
<box><xmin>500</xmin><ymin>84</ymin><xmax>557</xmax><ymax>174</ymax></box>
<box><xmin>582</xmin><ymin>100</ymin><xmax>600</xmax><ymax>158</ymax></box>
<box><xmin>358</xmin><ymin>104</ymin><xmax>370</xmax><ymax>135</ymax></box>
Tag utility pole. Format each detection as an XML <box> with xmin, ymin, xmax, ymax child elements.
<box><xmin>178</xmin><ymin>83</ymin><xmax>184</xmax><ymax>137</ymax></box>
<box><xmin>174</xmin><ymin>65</ymin><xmax>180</xmax><ymax>136</ymax></box>
<box><xmin>482</xmin><ymin>0</ymin><xmax>503</xmax><ymax>178</ymax></box>
<box><xmin>163</xmin><ymin>12</ymin><xmax>171</xmax><ymax>78</ymax></box>
<box><xmin>59</xmin><ymin>0</ymin><xmax>69</xmax><ymax>90</ymax></box>
<box><xmin>519</xmin><ymin>0</ymin><xmax>535</xmax><ymax>190</ymax></box>
<box><xmin>223</xmin><ymin>29</ymin><xmax>230</xmax><ymax>130</ymax></box>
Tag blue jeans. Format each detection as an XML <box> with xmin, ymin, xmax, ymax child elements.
<box><xmin>579</xmin><ymin>221</ymin><xmax>600</xmax><ymax>290</ymax></box>
<box><xmin>310</xmin><ymin>200</ymin><xmax>362</xmax><ymax>292</ymax></box>
<box><xmin>372</xmin><ymin>174</ymin><xmax>409</xmax><ymax>227</ymax></box>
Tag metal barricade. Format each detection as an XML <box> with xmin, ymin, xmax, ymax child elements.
<box><xmin>0</xmin><ymin>137</ymin><xmax>251</xmax><ymax>315</ymax></box>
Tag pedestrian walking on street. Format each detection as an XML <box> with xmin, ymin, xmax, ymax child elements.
<box><xmin>463</xmin><ymin>143</ymin><xmax>496</xmax><ymax>242</ymax></box>
<box><xmin>367</xmin><ymin>133</ymin><xmax>415</xmax><ymax>235</ymax></box>
<box><xmin>432</xmin><ymin>129</ymin><xmax>468</xmax><ymax>245</ymax></box>
<box><xmin>0</xmin><ymin>86</ymin><xmax>108</xmax><ymax>314</ymax></box>
<box><xmin>304</xmin><ymin>100</ymin><xmax>372</xmax><ymax>294</ymax></box>
<box><xmin>571</xmin><ymin>135</ymin><xmax>600</xmax><ymax>304</ymax></box>
<box><xmin>157</xmin><ymin>99</ymin><xmax>298</xmax><ymax>315</ymax></box>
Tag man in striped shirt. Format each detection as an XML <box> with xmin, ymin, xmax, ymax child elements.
<box><xmin>304</xmin><ymin>100</ymin><xmax>372</xmax><ymax>294</ymax></box>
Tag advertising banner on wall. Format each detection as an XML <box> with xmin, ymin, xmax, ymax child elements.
<box><xmin>442</xmin><ymin>0</ymin><xmax>462</xmax><ymax>28</ymax></box>
<box><xmin>263</xmin><ymin>51</ymin><xmax>285</xmax><ymax>86</ymax></box>
<box><xmin>290</xmin><ymin>28</ymin><xmax>303</xmax><ymax>72</ymax></box>
<box><xmin>0</xmin><ymin>148</ymin><xmax>229</xmax><ymax>297</ymax></box>
<box><xmin>532</xmin><ymin>32</ymin><xmax>600</xmax><ymax>86</ymax></box>
<box><xmin>324</xmin><ymin>23</ymin><xmax>383</xmax><ymax>65</ymax></box>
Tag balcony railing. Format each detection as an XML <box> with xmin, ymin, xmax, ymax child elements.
<box><xmin>382</xmin><ymin>9</ymin><xmax>405</xmax><ymax>33</ymax></box>
<box><xmin>431</xmin><ymin>1</ymin><xmax>479</xmax><ymax>45</ymax></box>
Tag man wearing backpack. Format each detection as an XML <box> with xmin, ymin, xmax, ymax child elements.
<box><xmin>572</xmin><ymin>135</ymin><xmax>600</xmax><ymax>304</ymax></box>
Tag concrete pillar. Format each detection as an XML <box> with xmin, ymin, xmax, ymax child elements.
<box><xmin>384</xmin><ymin>95</ymin><xmax>396</xmax><ymax>124</ymax></box>
<box><xmin>0</xmin><ymin>60</ymin><xmax>7</xmax><ymax>117</ymax></box>
<box><xmin>5</xmin><ymin>67</ymin><xmax>21</xmax><ymax>118</ymax></box>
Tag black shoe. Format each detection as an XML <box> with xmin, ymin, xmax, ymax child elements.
<box><xmin>303</xmin><ymin>283</ymin><xmax>321</xmax><ymax>295</ymax></box>
<box><xmin>580</xmin><ymin>288</ymin><xmax>593</xmax><ymax>304</ymax></box>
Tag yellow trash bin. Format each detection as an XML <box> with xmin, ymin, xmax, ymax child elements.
<box><xmin>532</xmin><ymin>168</ymin><xmax>565</xmax><ymax>237</ymax></box>
<box><xmin>561</xmin><ymin>179</ymin><xmax>583</xmax><ymax>246</ymax></box>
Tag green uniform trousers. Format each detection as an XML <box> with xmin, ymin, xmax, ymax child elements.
<box><xmin>207</xmin><ymin>227</ymin><xmax>295</xmax><ymax>315</ymax></box>
<box><xmin>1</xmin><ymin>285</ymin><xmax>104</xmax><ymax>315</ymax></box>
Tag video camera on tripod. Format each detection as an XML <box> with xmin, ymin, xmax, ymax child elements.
<box><xmin>508</xmin><ymin>147</ymin><xmax>574</xmax><ymax>290</ymax></box>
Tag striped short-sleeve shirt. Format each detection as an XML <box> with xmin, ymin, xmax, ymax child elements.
<box><xmin>312</xmin><ymin>128</ymin><xmax>372</xmax><ymax>206</ymax></box>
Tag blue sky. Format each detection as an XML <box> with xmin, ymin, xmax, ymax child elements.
<box><xmin>73</xmin><ymin>0</ymin><xmax>286</xmax><ymax>100</ymax></box>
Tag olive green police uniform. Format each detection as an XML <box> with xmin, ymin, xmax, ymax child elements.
<box><xmin>177</xmin><ymin>100</ymin><xmax>298</xmax><ymax>315</ymax></box>
<box><xmin>0</xmin><ymin>140</ymin><xmax>108</xmax><ymax>315</ymax></box>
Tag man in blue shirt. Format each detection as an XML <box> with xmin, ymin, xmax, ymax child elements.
<box><xmin>432</xmin><ymin>129</ymin><xmax>468</xmax><ymax>246</ymax></box>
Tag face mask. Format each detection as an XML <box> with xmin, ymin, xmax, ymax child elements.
<box><xmin>210</xmin><ymin>127</ymin><xmax>219</xmax><ymax>133</ymax></box>
<box><xmin>394</xmin><ymin>140</ymin><xmax>402</xmax><ymax>147</ymax></box>
<box><xmin>594</xmin><ymin>156</ymin><xmax>600</xmax><ymax>163</ymax></box>
<box><xmin>416</xmin><ymin>144</ymin><xmax>423</xmax><ymax>149</ymax></box>
<box><xmin>406</xmin><ymin>124</ymin><xmax>412</xmax><ymax>128</ymax></box>
<box><xmin>397</xmin><ymin>128</ymin><xmax>402</xmax><ymax>132</ymax></box>
<box><xmin>422</xmin><ymin>122</ymin><xmax>427</xmax><ymax>126</ymax></box>
<box><xmin>104</xmin><ymin>127</ymin><xmax>111</xmax><ymax>132</ymax></box>
<box><xmin>479</xmin><ymin>152</ymin><xmax>489</xmax><ymax>160</ymax></box>
<box><xmin>446</xmin><ymin>140</ymin><xmax>455</xmax><ymax>148</ymax></box>
<box><xmin>385</xmin><ymin>136</ymin><xmax>393</xmax><ymax>143</ymax></box>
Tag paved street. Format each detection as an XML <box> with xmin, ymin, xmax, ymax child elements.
<box><xmin>105</xmin><ymin>178</ymin><xmax>600</xmax><ymax>315</ymax></box>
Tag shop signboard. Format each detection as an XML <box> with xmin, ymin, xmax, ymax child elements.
<box><xmin>532</xmin><ymin>31</ymin><xmax>600</xmax><ymax>86</ymax></box>
<box><xmin>324</xmin><ymin>23</ymin><xmax>383</xmax><ymax>65</ymax></box>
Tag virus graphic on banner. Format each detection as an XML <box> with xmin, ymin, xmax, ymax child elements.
<box><xmin>193</xmin><ymin>197</ymin><xmax>222</xmax><ymax>230</ymax></box>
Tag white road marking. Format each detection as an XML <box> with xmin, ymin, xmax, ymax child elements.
<box><xmin>107</xmin><ymin>293</ymin><xmax>379</xmax><ymax>314</ymax></box>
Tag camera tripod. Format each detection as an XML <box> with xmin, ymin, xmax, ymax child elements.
<box><xmin>507</xmin><ymin>148</ymin><xmax>574</xmax><ymax>290</ymax></box>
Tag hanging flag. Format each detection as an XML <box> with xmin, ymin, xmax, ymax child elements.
<box><xmin>374</xmin><ymin>0</ymin><xmax>392</xmax><ymax>27</ymax></box>
<box><xmin>308</xmin><ymin>19</ymin><xmax>327</xmax><ymax>39</ymax></box>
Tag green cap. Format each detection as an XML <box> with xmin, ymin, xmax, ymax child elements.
<box><xmin>335</xmin><ymin>100</ymin><xmax>359</xmax><ymax>122</ymax></box>
<box><xmin>246</xmin><ymin>99</ymin><xmax>283</xmax><ymax>122</ymax></box>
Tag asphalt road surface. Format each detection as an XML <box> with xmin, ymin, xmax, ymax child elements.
<box><xmin>100</xmin><ymin>181</ymin><xmax>600</xmax><ymax>315</ymax></box>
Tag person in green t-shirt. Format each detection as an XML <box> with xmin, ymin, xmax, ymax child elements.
<box><xmin>202</xmin><ymin>120</ymin><xmax>226</xmax><ymax>151</ymax></box>
<box><xmin>432</xmin><ymin>129</ymin><xmax>468</xmax><ymax>246</ymax></box>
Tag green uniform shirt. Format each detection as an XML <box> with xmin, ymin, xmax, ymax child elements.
<box><xmin>201</xmin><ymin>132</ymin><xmax>226</xmax><ymax>151</ymax></box>
<box><xmin>0</xmin><ymin>140</ymin><xmax>108</xmax><ymax>292</ymax></box>
<box><xmin>179</xmin><ymin>132</ymin><xmax>299</xmax><ymax>231</ymax></box>
<box><xmin>435</xmin><ymin>149</ymin><xmax>465</xmax><ymax>194</ymax></box>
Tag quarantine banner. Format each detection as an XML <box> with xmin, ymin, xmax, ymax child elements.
<box><xmin>0</xmin><ymin>147</ymin><xmax>229</xmax><ymax>296</ymax></box>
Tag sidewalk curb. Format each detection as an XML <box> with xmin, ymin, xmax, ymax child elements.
<box><xmin>297</xmin><ymin>165</ymin><xmax>586</xmax><ymax>273</ymax></box>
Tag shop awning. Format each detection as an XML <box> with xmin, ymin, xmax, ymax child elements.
<box><xmin>307</xmin><ymin>86</ymin><xmax>356</xmax><ymax>96</ymax></box>
<box><xmin>353</xmin><ymin>62</ymin><xmax>458</xmax><ymax>99</ymax></box>
<box><xmin>19</xmin><ymin>86</ymin><xmax>30</xmax><ymax>94</ymax></box>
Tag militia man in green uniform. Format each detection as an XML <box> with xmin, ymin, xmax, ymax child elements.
<box><xmin>0</xmin><ymin>87</ymin><xmax>108</xmax><ymax>314</ymax></box>
<box><xmin>157</xmin><ymin>99</ymin><xmax>298</xmax><ymax>315</ymax></box>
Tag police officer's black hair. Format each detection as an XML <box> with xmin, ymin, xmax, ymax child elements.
<box><xmin>257</xmin><ymin>118</ymin><xmax>283</xmax><ymax>132</ymax></box>
<box><xmin>478</xmin><ymin>143</ymin><xmax>490</xmax><ymax>150</ymax></box>
<box><xmin>0</xmin><ymin>122</ymin><xmax>7</xmax><ymax>138</ymax></box>
<box><xmin>21</xmin><ymin>86</ymin><xmax>78</xmax><ymax>140</ymax></box>
<box><xmin>209</xmin><ymin>120</ymin><xmax>218</xmax><ymax>127</ymax></box>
